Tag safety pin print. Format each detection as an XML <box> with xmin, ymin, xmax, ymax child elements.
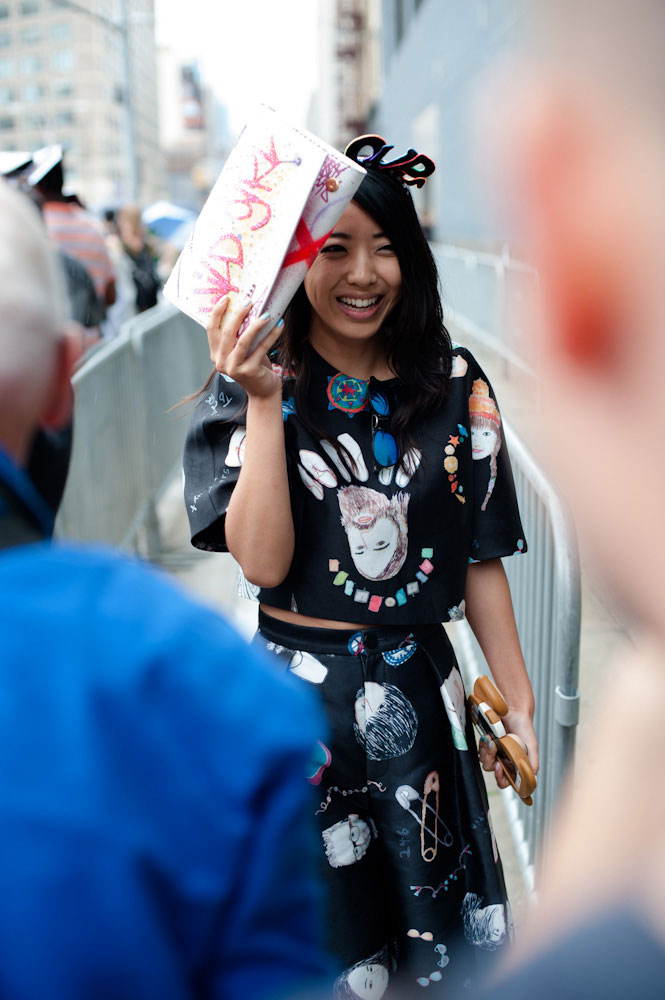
<box><xmin>421</xmin><ymin>771</ymin><xmax>440</xmax><ymax>861</ymax></box>
<box><xmin>395</xmin><ymin>772</ymin><xmax>453</xmax><ymax>861</ymax></box>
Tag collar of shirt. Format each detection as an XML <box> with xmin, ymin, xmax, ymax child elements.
<box><xmin>0</xmin><ymin>446</ymin><xmax>55</xmax><ymax>540</ymax></box>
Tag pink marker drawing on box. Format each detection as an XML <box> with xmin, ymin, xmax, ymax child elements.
<box><xmin>163</xmin><ymin>104</ymin><xmax>366</xmax><ymax>355</ymax></box>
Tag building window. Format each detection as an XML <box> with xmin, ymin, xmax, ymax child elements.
<box><xmin>0</xmin><ymin>56</ymin><xmax>14</xmax><ymax>78</ymax></box>
<box><xmin>0</xmin><ymin>84</ymin><xmax>13</xmax><ymax>104</ymax></box>
<box><xmin>0</xmin><ymin>5</ymin><xmax>8</xmax><ymax>19</ymax></box>
<box><xmin>20</xmin><ymin>1</ymin><xmax>40</xmax><ymax>14</ymax></box>
<box><xmin>0</xmin><ymin>31</ymin><xmax>9</xmax><ymax>48</ymax></box>
<box><xmin>50</xmin><ymin>21</ymin><xmax>72</xmax><ymax>42</ymax></box>
<box><xmin>54</xmin><ymin>108</ymin><xmax>75</xmax><ymax>126</ymax></box>
<box><xmin>25</xmin><ymin>112</ymin><xmax>47</xmax><ymax>129</ymax></box>
<box><xmin>20</xmin><ymin>54</ymin><xmax>43</xmax><ymax>74</ymax></box>
<box><xmin>51</xmin><ymin>48</ymin><xmax>76</xmax><ymax>72</ymax></box>
<box><xmin>20</xmin><ymin>26</ymin><xmax>42</xmax><ymax>44</ymax></box>
<box><xmin>22</xmin><ymin>81</ymin><xmax>43</xmax><ymax>101</ymax></box>
<box><xmin>0</xmin><ymin>114</ymin><xmax>14</xmax><ymax>130</ymax></box>
<box><xmin>52</xmin><ymin>78</ymin><xmax>74</xmax><ymax>98</ymax></box>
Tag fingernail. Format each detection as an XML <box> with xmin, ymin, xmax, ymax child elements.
<box><xmin>241</xmin><ymin>295</ymin><xmax>252</xmax><ymax>307</ymax></box>
<box><xmin>275</xmin><ymin>318</ymin><xmax>284</xmax><ymax>328</ymax></box>
<box><xmin>488</xmin><ymin>740</ymin><xmax>495</xmax><ymax>751</ymax></box>
<box><xmin>260</xmin><ymin>311</ymin><xmax>271</xmax><ymax>321</ymax></box>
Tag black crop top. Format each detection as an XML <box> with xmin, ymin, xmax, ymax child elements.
<box><xmin>183</xmin><ymin>343</ymin><xmax>527</xmax><ymax>624</ymax></box>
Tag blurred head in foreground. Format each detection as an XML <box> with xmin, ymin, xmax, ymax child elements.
<box><xmin>0</xmin><ymin>178</ymin><xmax>78</xmax><ymax>465</ymax></box>
<box><xmin>490</xmin><ymin>0</ymin><xmax>665</xmax><ymax>638</ymax></box>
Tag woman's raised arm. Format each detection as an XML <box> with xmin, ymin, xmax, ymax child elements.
<box><xmin>209</xmin><ymin>296</ymin><xmax>295</xmax><ymax>588</ymax></box>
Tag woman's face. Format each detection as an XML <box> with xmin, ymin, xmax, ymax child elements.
<box><xmin>304</xmin><ymin>201</ymin><xmax>402</xmax><ymax>350</ymax></box>
<box><xmin>347</xmin><ymin>515</ymin><xmax>400</xmax><ymax>580</ymax></box>
<box><xmin>471</xmin><ymin>425</ymin><xmax>498</xmax><ymax>460</ymax></box>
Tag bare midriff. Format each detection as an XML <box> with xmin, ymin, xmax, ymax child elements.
<box><xmin>260</xmin><ymin>603</ymin><xmax>370</xmax><ymax>630</ymax></box>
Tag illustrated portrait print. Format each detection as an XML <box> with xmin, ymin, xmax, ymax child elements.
<box><xmin>322</xmin><ymin>813</ymin><xmax>376</xmax><ymax>868</ymax></box>
<box><xmin>461</xmin><ymin>892</ymin><xmax>510</xmax><ymax>950</ymax></box>
<box><xmin>338</xmin><ymin>485</ymin><xmax>410</xmax><ymax>581</ymax></box>
<box><xmin>333</xmin><ymin>945</ymin><xmax>391</xmax><ymax>999</ymax></box>
<box><xmin>469</xmin><ymin>378</ymin><xmax>501</xmax><ymax>510</ymax></box>
<box><xmin>354</xmin><ymin>681</ymin><xmax>418</xmax><ymax>760</ymax></box>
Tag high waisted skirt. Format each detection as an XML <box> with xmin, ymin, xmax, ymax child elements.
<box><xmin>254</xmin><ymin>612</ymin><xmax>512</xmax><ymax>996</ymax></box>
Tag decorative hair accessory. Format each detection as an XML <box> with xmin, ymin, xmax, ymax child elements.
<box><xmin>344</xmin><ymin>134</ymin><xmax>435</xmax><ymax>188</ymax></box>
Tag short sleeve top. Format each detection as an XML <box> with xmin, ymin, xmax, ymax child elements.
<box><xmin>183</xmin><ymin>343</ymin><xmax>527</xmax><ymax>625</ymax></box>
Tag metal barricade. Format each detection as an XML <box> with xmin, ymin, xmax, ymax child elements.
<box><xmin>449</xmin><ymin>421</ymin><xmax>581</xmax><ymax>891</ymax></box>
<box><xmin>55</xmin><ymin>302</ymin><xmax>212</xmax><ymax>554</ymax></box>
<box><xmin>433</xmin><ymin>244</ymin><xmax>581</xmax><ymax>890</ymax></box>
<box><xmin>434</xmin><ymin>244</ymin><xmax>541</xmax><ymax>378</ymax></box>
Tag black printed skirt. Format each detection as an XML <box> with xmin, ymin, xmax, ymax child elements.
<box><xmin>254</xmin><ymin>612</ymin><xmax>512</xmax><ymax>996</ymax></box>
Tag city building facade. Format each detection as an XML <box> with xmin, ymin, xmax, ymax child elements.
<box><xmin>312</xmin><ymin>0</ymin><xmax>382</xmax><ymax>149</ymax></box>
<box><xmin>0</xmin><ymin>0</ymin><xmax>161</xmax><ymax>209</ymax></box>
<box><xmin>373</xmin><ymin>0</ymin><xmax>532</xmax><ymax>245</ymax></box>
<box><xmin>156</xmin><ymin>48</ymin><xmax>231</xmax><ymax>212</ymax></box>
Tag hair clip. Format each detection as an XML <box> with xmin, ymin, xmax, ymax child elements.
<box><xmin>344</xmin><ymin>134</ymin><xmax>435</xmax><ymax>188</ymax></box>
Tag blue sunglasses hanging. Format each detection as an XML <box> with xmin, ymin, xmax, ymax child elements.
<box><xmin>370</xmin><ymin>390</ymin><xmax>399</xmax><ymax>470</ymax></box>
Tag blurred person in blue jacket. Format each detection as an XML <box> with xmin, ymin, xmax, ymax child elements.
<box><xmin>475</xmin><ymin>0</ymin><xmax>665</xmax><ymax>996</ymax></box>
<box><xmin>0</xmin><ymin>177</ymin><xmax>330</xmax><ymax>999</ymax></box>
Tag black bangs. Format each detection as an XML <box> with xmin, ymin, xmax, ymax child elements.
<box><xmin>276</xmin><ymin>160</ymin><xmax>453</xmax><ymax>470</ymax></box>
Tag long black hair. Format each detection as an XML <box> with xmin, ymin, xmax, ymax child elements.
<box><xmin>276</xmin><ymin>165</ymin><xmax>453</xmax><ymax>461</ymax></box>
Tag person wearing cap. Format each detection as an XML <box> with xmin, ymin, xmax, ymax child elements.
<box><xmin>0</xmin><ymin>176</ymin><xmax>331</xmax><ymax>1000</ymax></box>
<box><xmin>0</xmin><ymin>151</ymin><xmax>33</xmax><ymax>185</ymax></box>
<box><xmin>27</xmin><ymin>144</ymin><xmax>116</xmax><ymax>319</ymax></box>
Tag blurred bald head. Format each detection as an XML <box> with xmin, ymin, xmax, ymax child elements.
<box><xmin>494</xmin><ymin>0</ymin><xmax>665</xmax><ymax>636</ymax></box>
<box><xmin>530</xmin><ymin>0</ymin><xmax>665</xmax><ymax>118</ymax></box>
<box><xmin>0</xmin><ymin>179</ymin><xmax>72</xmax><ymax>461</ymax></box>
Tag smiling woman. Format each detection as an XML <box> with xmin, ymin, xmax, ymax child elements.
<box><xmin>182</xmin><ymin>135</ymin><xmax>536</xmax><ymax>995</ymax></box>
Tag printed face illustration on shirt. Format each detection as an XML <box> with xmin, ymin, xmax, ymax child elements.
<box><xmin>471</xmin><ymin>425</ymin><xmax>498</xmax><ymax>461</ymax></box>
<box><xmin>354</xmin><ymin>681</ymin><xmax>418</xmax><ymax>760</ymax></box>
<box><xmin>322</xmin><ymin>813</ymin><xmax>374</xmax><ymax>868</ymax></box>
<box><xmin>346</xmin><ymin>962</ymin><xmax>389</xmax><ymax>999</ymax></box>
<box><xmin>469</xmin><ymin>379</ymin><xmax>502</xmax><ymax>511</ymax></box>
<box><xmin>334</xmin><ymin>947</ymin><xmax>391</xmax><ymax>1000</ymax></box>
<box><xmin>338</xmin><ymin>485</ymin><xmax>409</xmax><ymax>581</ymax></box>
<box><xmin>461</xmin><ymin>892</ymin><xmax>508</xmax><ymax>950</ymax></box>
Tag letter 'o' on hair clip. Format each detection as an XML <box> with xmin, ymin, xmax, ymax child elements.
<box><xmin>344</xmin><ymin>134</ymin><xmax>435</xmax><ymax>188</ymax></box>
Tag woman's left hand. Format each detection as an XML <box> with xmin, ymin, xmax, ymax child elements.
<box><xmin>478</xmin><ymin>709</ymin><xmax>539</xmax><ymax>790</ymax></box>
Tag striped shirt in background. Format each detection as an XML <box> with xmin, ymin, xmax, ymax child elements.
<box><xmin>42</xmin><ymin>201</ymin><xmax>115</xmax><ymax>305</ymax></box>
